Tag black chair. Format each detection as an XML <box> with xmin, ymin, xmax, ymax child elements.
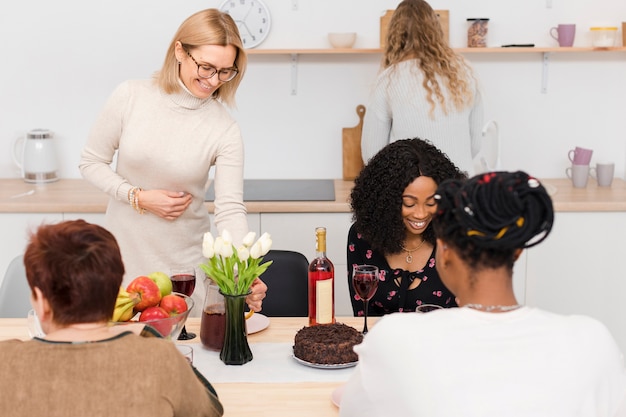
<box><xmin>259</xmin><ymin>250</ymin><xmax>309</xmax><ymax>317</ymax></box>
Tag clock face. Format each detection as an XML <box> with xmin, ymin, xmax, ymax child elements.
<box><xmin>220</xmin><ymin>0</ymin><xmax>271</xmax><ymax>49</ymax></box>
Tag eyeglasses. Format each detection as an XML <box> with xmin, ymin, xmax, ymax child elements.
<box><xmin>185</xmin><ymin>49</ymin><xmax>238</xmax><ymax>82</ymax></box>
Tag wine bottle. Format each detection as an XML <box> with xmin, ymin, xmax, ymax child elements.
<box><xmin>308</xmin><ymin>227</ymin><xmax>335</xmax><ymax>326</ymax></box>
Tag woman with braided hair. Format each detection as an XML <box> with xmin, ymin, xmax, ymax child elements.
<box><xmin>341</xmin><ymin>171</ymin><xmax>626</xmax><ymax>417</ymax></box>
<box><xmin>348</xmin><ymin>138</ymin><xmax>466</xmax><ymax>316</ymax></box>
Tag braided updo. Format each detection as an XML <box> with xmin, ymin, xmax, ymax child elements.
<box><xmin>432</xmin><ymin>171</ymin><xmax>554</xmax><ymax>270</ymax></box>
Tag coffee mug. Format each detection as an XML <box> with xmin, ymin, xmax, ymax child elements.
<box><xmin>566</xmin><ymin>164</ymin><xmax>590</xmax><ymax>188</ymax></box>
<box><xmin>590</xmin><ymin>162</ymin><xmax>615</xmax><ymax>187</ymax></box>
<box><xmin>568</xmin><ymin>146</ymin><xmax>593</xmax><ymax>165</ymax></box>
<box><xmin>550</xmin><ymin>24</ymin><xmax>576</xmax><ymax>47</ymax></box>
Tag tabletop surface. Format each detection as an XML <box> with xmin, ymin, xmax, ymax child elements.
<box><xmin>0</xmin><ymin>316</ymin><xmax>375</xmax><ymax>417</ymax></box>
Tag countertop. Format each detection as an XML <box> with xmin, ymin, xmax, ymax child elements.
<box><xmin>0</xmin><ymin>177</ymin><xmax>624</xmax><ymax>213</ymax></box>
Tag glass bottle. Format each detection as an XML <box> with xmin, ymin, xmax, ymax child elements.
<box><xmin>308</xmin><ymin>227</ymin><xmax>335</xmax><ymax>326</ymax></box>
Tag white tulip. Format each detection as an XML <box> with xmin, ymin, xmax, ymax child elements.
<box><xmin>249</xmin><ymin>241</ymin><xmax>263</xmax><ymax>259</ymax></box>
<box><xmin>221</xmin><ymin>229</ymin><xmax>233</xmax><ymax>244</ymax></box>
<box><xmin>237</xmin><ymin>246</ymin><xmax>250</xmax><ymax>261</ymax></box>
<box><xmin>259</xmin><ymin>232</ymin><xmax>272</xmax><ymax>256</ymax></box>
<box><xmin>221</xmin><ymin>241</ymin><xmax>234</xmax><ymax>258</ymax></box>
<box><xmin>242</xmin><ymin>231</ymin><xmax>256</xmax><ymax>247</ymax></box>
<box><xmin>202</xmin><ymin>232</ymin><xmax>215</xmax><ymax>258</ymax></box>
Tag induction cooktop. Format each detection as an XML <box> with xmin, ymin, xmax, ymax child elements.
<box><xmin>205</xmin><ymin>179</ymin><xmax>336</xmax><ymax>202</ymax></box>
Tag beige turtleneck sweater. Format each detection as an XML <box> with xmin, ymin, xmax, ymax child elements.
<box><xmin>80</xmin><ymin>79</ymin><xmax>247</xmax><ymax>311</ymax></box>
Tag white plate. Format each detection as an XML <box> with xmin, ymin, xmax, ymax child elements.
<box><xmin>292</xmin><ymin>354</ymin><xmax>358</xmax><ymax>369</ymax></box>
<box><xmin>246</xmin><ymin>313</ymin><xmax>270</xmax><ymax>334</ymax></box>
<box><xmin>331</xmin><ymin>384</ymin><xmax>345</xmax><ymax>408</ymax></box>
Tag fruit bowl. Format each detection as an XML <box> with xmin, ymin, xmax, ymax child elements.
<box><xmin>111</xmin><ymin>292</ymin><xmax>194</xmax><ymax>340</ymax></box>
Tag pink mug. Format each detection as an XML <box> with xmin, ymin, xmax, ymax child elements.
<box><xmin>568</xmin><ymin>146</ymin><xmax>593</xmax><ymax>165</ymax></box>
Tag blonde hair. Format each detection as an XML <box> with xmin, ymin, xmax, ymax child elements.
<box><xmin>383</xmin><ymin>0</ymin><xmax>474</xmax><ymax>117</ymax></box>
<box><xmin>155</xmin><ymin>9</ymin><xmax>247</xmax><ymax>107</ymax></box>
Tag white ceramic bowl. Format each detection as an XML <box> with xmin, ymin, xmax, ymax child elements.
<box><xmin>328</xmin><ymin>32</ymin><xmax>357</xmax><ymax>49</ymax></box>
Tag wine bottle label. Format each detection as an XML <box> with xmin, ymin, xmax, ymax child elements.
<box><xmin>315</xmin><ymin>279</ymin><xmax>333</xmax><ymax>324</ymax></box>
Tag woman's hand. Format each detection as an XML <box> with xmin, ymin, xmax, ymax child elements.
<box><xmin>137</xmin><ymin>190</ymin><xmax>192</xmax><ymax>220</ymax></box>
<box><xmin>246</xmin><ymin>278</ymin><xmax>267</xmax><ymax>312</ymax></box>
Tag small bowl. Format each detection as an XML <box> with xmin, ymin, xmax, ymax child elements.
<box><xmin>328</xmin><ymin>32</ymin><xmax>357</xmax><ymax>49</ymax></box>
<box><xmin>111</xmin><ymin>292</ymin><xmax>194</xmax><ymax>340</ymax></box>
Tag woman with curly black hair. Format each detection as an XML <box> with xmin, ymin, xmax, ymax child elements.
<box><xmin>341</xmin><ymin>171</ymin><xmax>626</xmax><ymax>416</ymax></box>
<box><xmin>348</xmin><ymin>138</ymin><xmax>466</xmax><ymax>316</ymax></box>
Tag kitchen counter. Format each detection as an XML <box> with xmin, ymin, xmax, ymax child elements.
<box><xmin>0</xmin><ymin>177</ymin><xmax>624</xmax><ymax>213</ymax></box>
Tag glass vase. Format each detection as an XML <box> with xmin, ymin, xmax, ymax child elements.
<box><xmin>219</xmin><ymin>291</ymin><xmax>253</xmax><ymax>365</ymax></box>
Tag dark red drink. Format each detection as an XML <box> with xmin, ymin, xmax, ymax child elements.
<box><xmin>200</xmin><ymin>307</ymin><xmax>226</xmax><ymax>351</ymax></box>
<box><xmin>353</xmin><ymin>273</ymin><xmax>378</xmax><ymax>300</ymax></box>
<box><xmin>171</xmin><ymin>274</ymin><xmax>196</xmax><ymax>296</ymax></box>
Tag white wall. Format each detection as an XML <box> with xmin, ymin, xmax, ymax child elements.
<box><xmin>1</xmin><ymin>0</ymin><xmax>625</xmax><ymax>180</ymax></box>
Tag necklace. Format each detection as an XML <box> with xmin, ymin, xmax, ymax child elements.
<box><xmin>464</xmin><ymin>303</ymin><xmax>522</xmax><ymax>312</ymax></box>
<box><xmin>400</xmin><ymin>239</ymin><xmax>425</xmax><ymax>264</ymax></box>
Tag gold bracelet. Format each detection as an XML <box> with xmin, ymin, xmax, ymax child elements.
<box><xmin>134</xmin><ymin>188</ymin><xmax>145</xmax><ymax>215</ymax></box>
<box><xmin>128</xmin><ymin>187</ymin><xmax>145</xmax><ymax>214</ymax></box>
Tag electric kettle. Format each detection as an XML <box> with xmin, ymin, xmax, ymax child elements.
<box><xmin>13</xmin><ymin>129</ymin><xmax>59</xmax><ymax>183</ymax></box>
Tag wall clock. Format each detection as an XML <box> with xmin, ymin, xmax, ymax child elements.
<box><xmin>220</xmin><ymin>0</ymin><xmax>271</xmax><ymax>49</ymax></box>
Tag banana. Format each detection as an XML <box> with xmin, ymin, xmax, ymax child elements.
<box><xmin>112</xmin><ymin>286</ymin><xmax>139</xmax><ymax>321</ymax></box>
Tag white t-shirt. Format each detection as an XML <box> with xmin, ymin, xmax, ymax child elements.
<box><xmin>340</xmin><ymin>307</ymin><xmax>626</xmax><ymax>417</ymax></box>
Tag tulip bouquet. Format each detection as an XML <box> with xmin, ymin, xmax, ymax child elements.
<box><xmin>200</xmin><ymin>230</ymin><xmax>273</xmax><ymax>296</ymax></box>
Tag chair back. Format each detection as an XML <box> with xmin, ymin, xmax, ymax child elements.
<box><xmin>0</xmin><ymin>255</ymin><xmax>32</xmax><ymax>318</ymax></box>
<box><xmin>259</xmin><ymin>250</ymin><xmax>309</xmax><ymax>317</ymax></box>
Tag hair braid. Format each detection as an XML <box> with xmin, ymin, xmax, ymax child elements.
<box><xmin>433</xmin><ymin>171</ymin><xmax>554</xmax><ymax>269</ymax></box>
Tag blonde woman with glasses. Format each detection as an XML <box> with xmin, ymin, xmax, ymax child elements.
<box><xmin>80</xmin><ymin>9</ymin><xmax>267</xmax><ymax>315</ymax></box>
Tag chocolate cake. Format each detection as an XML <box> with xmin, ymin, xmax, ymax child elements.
<box><xmin>293</xmin><ymin>323</ymin><xmax>363</xmax><ymax>364</ymax></box>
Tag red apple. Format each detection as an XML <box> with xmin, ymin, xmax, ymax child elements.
<box><xmin>139</xmin><ymin>306</ymin><xmax>171</xmax><ymax>337</ymax></box>
<box><xmin>127</xmin><ymin>276</ymin><xmax>162</xmax><ymax>312</ymax></box>
<box><xmin>160</xmin><ymin>294</ymin><xmax>188</xmax><ymax>316</ymax></box>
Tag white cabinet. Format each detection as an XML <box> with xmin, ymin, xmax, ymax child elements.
<box><xmin>260</xmin><ymin>213</ymin><xmax>354</xmax><ymax>316</ymax></box>
<box><xmin>525</xmin><ymin>211</ymin><xmax>626</xmax><ymax>353</ymax></box>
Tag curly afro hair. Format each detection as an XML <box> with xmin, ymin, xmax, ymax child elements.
<box><xmin>350</xmin><ymin>138</ymin><xmax>466</xmax><ymax>255</ymax></box>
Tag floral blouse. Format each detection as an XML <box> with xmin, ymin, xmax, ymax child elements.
<box><xmin>347</xmin><ymin>223</ymin><xmax>457</xmax><ymax>316</ymax></box>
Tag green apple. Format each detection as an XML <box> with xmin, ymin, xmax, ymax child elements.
<box><xmin>147</xmin><ymin>271</ymin><xmax>173</xmax><ymax>297</ymax></box>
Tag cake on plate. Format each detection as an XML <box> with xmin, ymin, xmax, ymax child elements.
<box><xmin>293</xmin><ymin>323</ymin><xmax>363</xmax><ymax>365</ymax></box>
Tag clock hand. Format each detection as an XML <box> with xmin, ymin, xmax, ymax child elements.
<box><xmin>242</xmin><ymin>2</ymin><xmax>253</xmax><ymax>21</ymax></box>
<box><xmin>237</xmin><ymin>20</ymin><xmax>254</xmax><ymax>39</ymax></box>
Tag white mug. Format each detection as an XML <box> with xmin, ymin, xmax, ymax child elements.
<box><xmin>591</xmin><ymin>162</ymin><xmax>615</xmax><ymax>187</ymax></box>
<box><xmin>565</xmin><ymin>164</ymin><xmax>590</xmax><ymax>188</ymax></box>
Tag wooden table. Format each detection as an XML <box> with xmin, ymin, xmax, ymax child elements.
<box><xmin>0</xmin><ymin>316</ymin><xmax>376</xmax><ymax>417</ymax></box>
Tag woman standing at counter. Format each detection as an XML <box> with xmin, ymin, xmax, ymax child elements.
<box><xmin>361</xmin><ymin>0</ymin><xmax>483</xmax><ymax>175</ymax></box>
<box><xmin>348</xmin><ymin>138</ymin><xmax>465</xmax><ymax>315</ymax></box>
<box><xmin>79</xmin><ymin>9</ymin><xmax>266</xmax><ymax>311</ymax></box>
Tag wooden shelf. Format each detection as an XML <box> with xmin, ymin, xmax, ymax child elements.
<box><xmin>247</xmin><ymin>46</ymin><xmax>625</xmax><ymax>95</ymax></box>
<box><xmin>246</xmin><ymin>47</ymin><xmax>626</xmax><ymax>55</ymax></box>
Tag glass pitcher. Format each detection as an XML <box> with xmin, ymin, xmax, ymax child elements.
<box><xmin>199</xmin><ymin>279</ymin><xmax>226</xmax><ymax>351</ymax></box>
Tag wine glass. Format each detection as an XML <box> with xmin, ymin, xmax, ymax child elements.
<box><xmin>352</xmin><ymin>265</ymin><xmax>379</xmax><ymax>334</ymax></box>
<box><xmin>416</xmin><ymin>304</ymin><xmax>443</xmax><ymax>313</ymax></box>
<box><xmin>170</xmin><ymin>267</ymin><xmax>197</xmax><ymax>340</ymax></box>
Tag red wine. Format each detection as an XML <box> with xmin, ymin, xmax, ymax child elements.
<box><xmin>171</xmin><ymin>274</ymin><xmax>196</xmax><ymax>296</ymax></box>
<box><xmin>200</xmin><ymin>307</ymin><xmax>225</xmax><ymax>351</ymax></box>
<box><xmin>353</xmin><ymin>273</ymin><xmax>378</xmax><ymax>300</ymax></box>
<box><xmin>308</xmin><ymin>227</ymin><xmax>335</xmax><ymax>326</ymax></box>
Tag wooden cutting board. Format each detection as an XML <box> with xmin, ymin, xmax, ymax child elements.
<box><xmin>342</xmin><ymin>104</ymin><xmax>366</xmax><ymax>181</ymax></box>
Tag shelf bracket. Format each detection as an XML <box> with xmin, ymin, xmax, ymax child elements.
<box><xmin>290</xmin><ymin>53</ymin><xmax>298</xmax><ymax>95</ymax></box>
<box><xmin>541</xmin><ymin>52</ymin><xmax>551</xmax><ymax>94</ymax></box>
